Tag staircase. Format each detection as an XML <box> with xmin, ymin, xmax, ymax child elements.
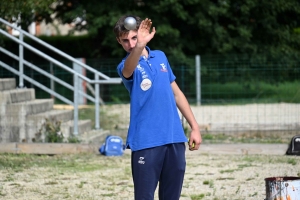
<box><xmin>0</xmin><ymin>78</ymin><xmax>92</xmax><ymax>143</ymax></box>
<box><xmin>0</xmin><ymin>17</ymin><xmax>120</xmax><ymax>146</ymax></box>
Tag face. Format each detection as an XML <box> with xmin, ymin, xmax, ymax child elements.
<box><xmin>117</xmin><ymin>30</ymin><xmax>137</xmax><ymax>53</ymax></box>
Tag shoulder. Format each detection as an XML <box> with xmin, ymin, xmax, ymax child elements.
<box><xmin>117</xmin><ymin>60</ymin><xmax>125</xmax><ymax>71</ymax></box>
<box><xmin>149</xmin><ymin>49</ymin><xmax>168</xmax><ymax>61</ymax></box>
<box><xmin>146</xmin><ymin>46</ymin><xmax>166</xmax><ymax>57</ymax></box>
<box><xmin>152</xmin><ymin>50</ymin><xmax>166</xmax><ymax>56</ymax></box>
<box><xmin>116</xmin><ymin>55</ymin><xmax>128</xmax><ymax>70</ymax></box>
<box><xmin>116</xmin><ymin>58</ymin><xmax>127</xmax><ymax>77</ymax></box>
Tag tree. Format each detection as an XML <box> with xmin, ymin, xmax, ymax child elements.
<box><xmin>1</xmin><ymin>0</ymin><xmax>300</xmax><ymax>58</ymax></box>
<box><xmin>0</xmin><ymin>0</ymin><xmax>55</xmax><ymax>29</ymax></box>
<box><xmin>44</xmin><ymin>0</ymin><xmax>300</xmax><ymax>58</ymax></box>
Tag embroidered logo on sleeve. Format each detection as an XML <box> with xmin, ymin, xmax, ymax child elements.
<box><xmin>160</xmin><ymin>63</ymin><xmax>168</xmax><ymax>72</ymax></box>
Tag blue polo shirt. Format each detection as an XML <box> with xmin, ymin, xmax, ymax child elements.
<box><xmin>117</xmin><ymin>46</ymin><xmax>187</xmax><ymax>151</ymax></box>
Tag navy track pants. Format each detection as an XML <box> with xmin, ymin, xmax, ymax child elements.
<box><xmin>131</xmin><ymin>143</ymin><xmax>186</xmax><ymax>200</ymax></box>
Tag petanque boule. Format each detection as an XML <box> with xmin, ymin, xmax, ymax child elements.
<box><xmin>124</xmin><ymin>17</ymin><xmax>137</xmax><ymax>30</ymax></box>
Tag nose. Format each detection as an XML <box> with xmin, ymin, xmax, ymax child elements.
<box><xmin>129</xmin><ymin>39</ymin><xmax>135</xmax><ymax>48</ymax></box>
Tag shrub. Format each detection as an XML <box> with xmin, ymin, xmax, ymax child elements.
<box><xmin>35</xmin><ymin>117</ymin><xmax>64</xmax><ymax>143</ymax></box>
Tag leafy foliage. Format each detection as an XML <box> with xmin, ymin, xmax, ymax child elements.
<box><xmin>35</xmin><ymin>117</ymin><xmax>64</xmax><ymax>143</ymax></box>
<box><xmin>0</xmin><ymin>0</ymin><xmax>54</xmax><ymax>29</ymax></box>
<box><xmin>34</xmin><ymin>117</ymin><xmax>81</xmax><ymax>143</ymax></box>
<box><xmin>1</xmin><ymin>0</ymin><xmax>300</xmax><ymax>59</ymax></box>
<box><xmin>41</xmin><ymin>0</ymin><xmax>300</xmax><ymax>58</ymax></box>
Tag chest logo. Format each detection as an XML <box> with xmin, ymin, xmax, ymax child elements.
<box><xmin>160</xmin><ymin>63</ymin><xmax>168</xmax><ymax>72</ymax></box>
<box><xmin>140</xmin><ymin>78</ymin><xmax>152</xmax><ymax>91</ymax></box>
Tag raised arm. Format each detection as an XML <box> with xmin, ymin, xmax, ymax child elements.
<box><xmin>122</xmin><ymin>18</ymin><xmax>156</xmax><ymax>78</ymax></box>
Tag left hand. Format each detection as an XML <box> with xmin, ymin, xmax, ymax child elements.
<box><xmin>188</xmin><ymin>129</ymin><xmax>202</xmax><ymax>151</ymax></box>
<box><xmin>137</xmin><ymin>18</ymin><xmax>156</xmax><ymax>46</ymax></box>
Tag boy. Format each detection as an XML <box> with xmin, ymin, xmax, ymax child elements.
<box><xmin>113</xmin><ymin>15</ymin><xmax>202</xmax><ymax>200</ymax></box>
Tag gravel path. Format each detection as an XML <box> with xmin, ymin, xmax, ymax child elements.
<box><xmin>0</xmin><ymin>147</ymin><xmax>299</xmax><ymax>200</ymax></box>
<box><xmin>1</xmin><ymin>103</ymin><xmax>299</xmax><ymax>199</ymax></box>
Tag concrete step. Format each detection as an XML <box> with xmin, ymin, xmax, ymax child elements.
<box><xmin>0</xmin><ymin>78</ymin><xmax>16</xmax><ymax>91</ymax></box>
<box><xmin>5</xmin><ymin>99</ymin><xmax>54</xmax><ymax>117</ymax></box>
<box><xmin>61</xmin><ymin>119</ymin><xmax>93</xmax><ymax>137</ymax></box>
<box><xmin>0</xmin><ymin>88</ymin><xmax>35</xmax><ymax>104</ymax></box>
<box><xmin>0</xmin><ymin>119</ymin><xmax>92</xmax><ymax>143</ymax></box>
<box><xmin>25</xmin><ymin>109</ymin><xmax>74</xmax><ymax>141</ymax></box>
<box><xmin>27</xmin><ymin>109</ymin><xmax>73</xmax><ymax>123</ymax></box>
<box><xmin>1</xmin><ymin>99</ymin><xmax>54</xmax><ymax>143</ymax></box>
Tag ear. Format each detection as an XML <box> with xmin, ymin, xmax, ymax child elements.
<box><xmin>116</xmin><ymin>37</ymin><xmax>121</xmax><ymax>44</ymax></box>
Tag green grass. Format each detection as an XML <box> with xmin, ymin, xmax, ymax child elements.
<box><xmin>201</xmin><ymin>81</ymin><xmax>300</xmax><ymax>104</ymax></box>
<box><xmin>241</xmin><ymin>154</ymin><xmax>299</xmax><ymax>166</ymax></box>
<box><xmin>190</xmin><ymin>194</ymin><xmax>205</xmax><ymax>200</ymax></box>
<box><xmin>0</xmin><ymin>153</ymin><xmax>299</xmax><ymax>199</ymax></box>
<box><xmin>203</xmin><ymin>180</ymin><xmax>214</xmax><ymax>188</ymax></box>
<box><xmin>201</xmin><ymin>132</ymin><xmax>295</xmax><ymax>144</ymax></box>
<box><xmin>0</xmin><ymin>153</ymin><xmax>130</xmax><ymax>173</ymax></box>
<box><xmin>36</xmin><ymin>80</ymin><xmax>300</xmax><ymax>105</ymax></box>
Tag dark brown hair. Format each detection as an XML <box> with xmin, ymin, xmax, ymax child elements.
<box><xmin>113</xmin><ymin>15</ymin><xmax>142</xmax><ymax>38</ymax></box>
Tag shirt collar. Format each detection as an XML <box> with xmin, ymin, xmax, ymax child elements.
<box><xmin>145</xmin><ymin>46</ymin><xmax>155</xmax><ymax>58</ymax></box>
<box><xmin>124</xmin><ymin>46</ymin><xmax>155</xmax><ymax>60</ymax></box>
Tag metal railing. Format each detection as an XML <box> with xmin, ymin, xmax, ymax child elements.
<box><xmin>0</xmin><ymin>17</ymin><xmax>122</xmax><ymax>135</ymax></box>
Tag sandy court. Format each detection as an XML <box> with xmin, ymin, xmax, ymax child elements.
<box><xmin>0</xmin><ymin>149</ymin><xmax>299</xmax><ymax>200</ymax></box>
<box><xmin>191</xmin><ymin>103</ymin><xmax>300</xmax><ymax>131</ymax></box>
<box><xmin>1</xmin><ymin>103</ymin><xmax>293</xmax><ymax>199</ymax></box>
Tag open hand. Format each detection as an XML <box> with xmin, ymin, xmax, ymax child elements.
<box><xmin>137</xmin><ymin>18</ymin><xmax>156</xmax><ymax>46</ymax></box>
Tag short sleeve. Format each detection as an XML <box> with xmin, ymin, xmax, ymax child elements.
<box><xmin>117</xmin><ymin>61</ymin><xmax>133</xmax><ymax>93</ymax></box>
<box><xmin>161</xmin><ymin>52</ymin><xmax>176</xmax><ymax>83</ymax></box>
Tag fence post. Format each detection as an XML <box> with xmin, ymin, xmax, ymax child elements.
<box><xmin>18</xmin><ymin>31</ymin><xmax>24</xmax><ymax>88</ymax></box>
<box><xmin>73</xmin><ymin>74</ymin><xmax>79</xmax><ymax>135</ymax></box>
<box><xmin>50</xmin><ymin>62</ymin><xmax>55</xmax><ymax>99</ymax></box>
<box><xmin>195</xmin><ymin>55</ymin><xmax>201</xmax><ymax>106</ymax></box>
<box><xmin>73</xmin><ymin>58</ymin><xmax>87</xmax><ymax>105</ymax></box>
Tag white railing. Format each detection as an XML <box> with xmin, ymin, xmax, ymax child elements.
<box><xmin>0</xmin><ymin>17</ymin><xmax>122</xmax><ymax>135</ymax></box>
